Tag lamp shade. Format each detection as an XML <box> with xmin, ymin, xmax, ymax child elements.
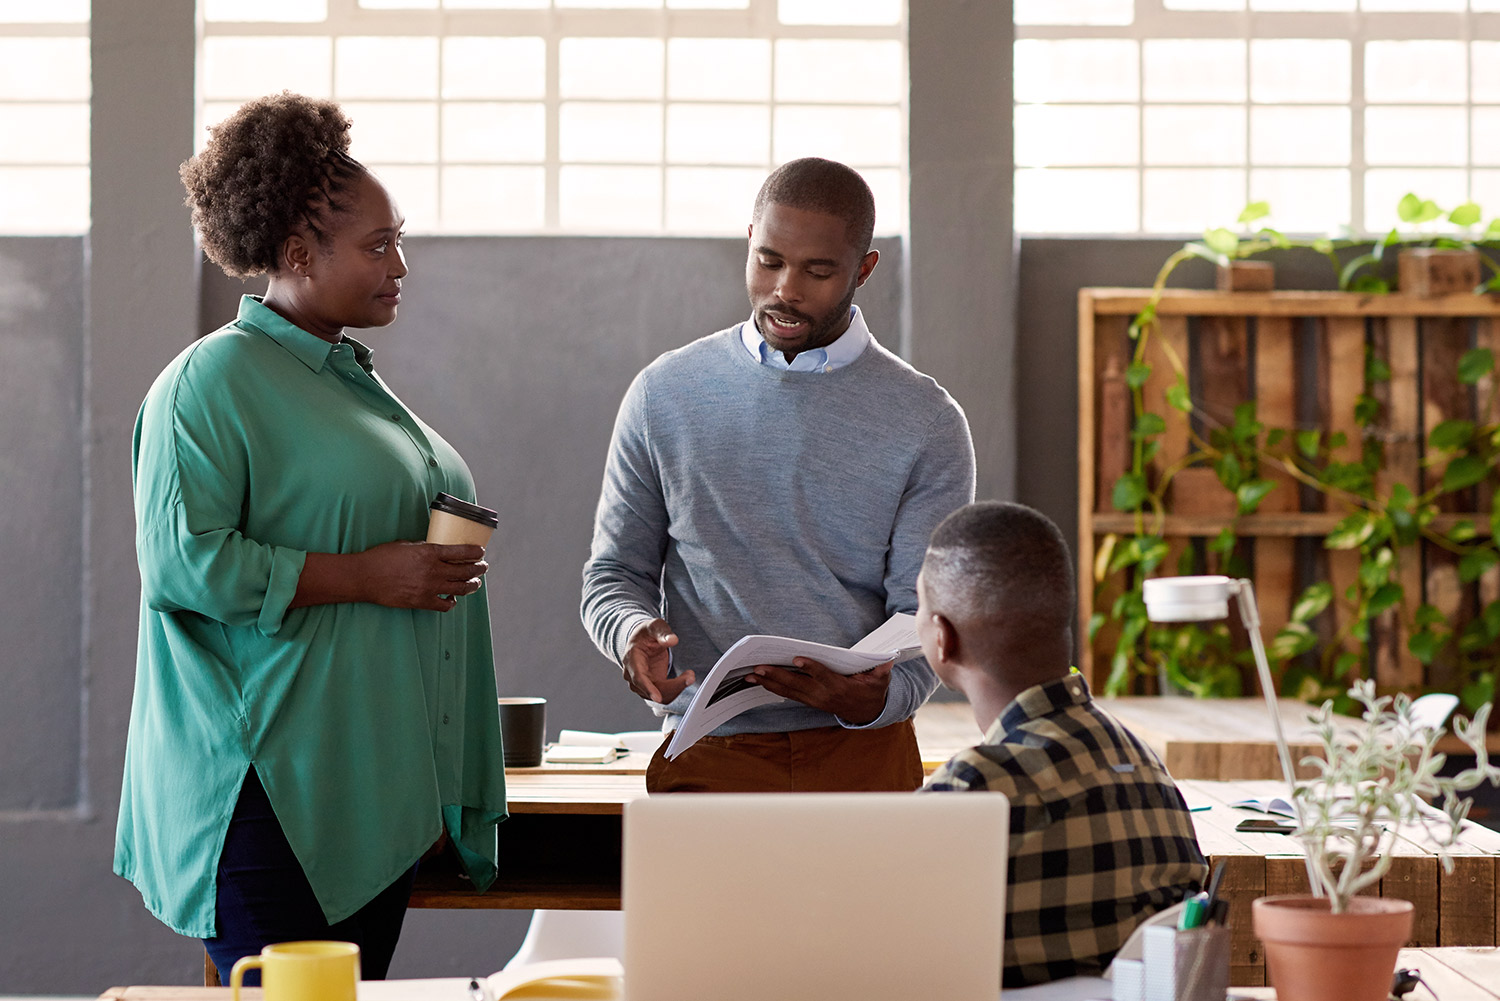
<box><xmin>1142</xmin><ymin>575</ymin><xmax>1234</xmax><ymax>623</ymax></box>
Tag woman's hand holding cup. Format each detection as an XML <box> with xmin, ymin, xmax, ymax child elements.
<box><xmin>357</xmin><ymin>539</ymin><xmax>487</xmax><ymax>611</ymax></box>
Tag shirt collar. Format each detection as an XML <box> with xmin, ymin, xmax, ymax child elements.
<box><xmin>233</xmin><ymin>295</ymin><xmax>342</xmax><ymax>374</ymax></box>
<box><xmin>982</xmin><ymin>672</ymin><xmax>1092</xmax><ymax>744</ymax></box>
<box><xmin>739</xmin><ymin>304</ymin><xmax>872</xmax><ymax>373</ymax></box>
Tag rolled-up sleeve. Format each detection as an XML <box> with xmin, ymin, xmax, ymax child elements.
<box><xmin>132</xmin><ymin>349</ymin><xmax>305</xmax><ymax>636</ymax></box>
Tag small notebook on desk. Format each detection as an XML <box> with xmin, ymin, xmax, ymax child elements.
<box><xmin>356</xmin><ymin>958</ymin><xmax>622</xmax><ymax>1000</ymax></box>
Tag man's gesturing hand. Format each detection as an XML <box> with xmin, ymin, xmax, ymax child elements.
<box><xmin>622</xmin><ymin>618</ymin><xmax>694</xmax><ymax>703</ymax></box>
<box><xmin>746</xmin><ymin>657</ymin><xmax>892</xmax><ymax>725</ymax></box>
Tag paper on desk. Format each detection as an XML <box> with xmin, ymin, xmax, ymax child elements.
<box><xmin>558</xmin><ymin>729</ymin><xmax>663</xmax><ymax>755</ymax></box>
<box><xmin>357</xmin><ymin>958</ymin><xmax>623</xmax><ymax>1001</ymax></box>
<box><xmin>664</xmin><ymin>613</ymin><xmax>921</xmax><ymax>761</ymax></box>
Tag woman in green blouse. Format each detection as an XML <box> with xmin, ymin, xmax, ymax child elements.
<box><xmin>114</xmin><ymin>93</ymin><xmax>507</xmax><ymax>979</ymax></box>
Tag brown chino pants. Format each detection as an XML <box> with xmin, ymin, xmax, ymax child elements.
<box><xmin>645</xmin><ymin>718</ymin><xmax>924</xmax><ymax>793</ymax></box>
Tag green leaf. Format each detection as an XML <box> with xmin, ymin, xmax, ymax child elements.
<box><xmin>1459</xmin><ymin>618</ymin><xmax>1491</xmax><ymax>653</ymax></box>
<box><xmin>1215</xmin><ymin>452</ymin><xmax>1244</xmax><ymax>491</ymax></box>
<box><xmin>1126</xmin><ymin>362</ymin><xmax>1153</xmax><ymax>389</ymax></box>
<box><xmin>1366</xmin><ymin>581</ymin><xmax>1402</xmax><ymax>617</ymax></box>
<box><xmin>1354</xmin><ymin>393</ymin><xmax>1380</xmax><ymax>426</ymax></box>
<box><xmin>1267</xmin><ymin>428</ymin><xmax>1286</xmax><ymax>447</ymax></box>
<box><xmin>1322</xmin><ymin>461</ymin><xmax>1373</xmax><ymax>495</ymax></box>
<box><xmin>1398</xmin><ymin>192</ymin><xmax>1424</xmax><ymax>223</ymax></box>
<box><xmin>1366</xmin><ymin>355</ymin><xmax>1393</xmax><ymax>383</ymax></box>
<box><xmin>1087</xmin><ymin>612</ymin><xmax>1107</xmax><ymax>642</ymax></box>
<box><xmin>1484</xmin><ymin>600</ymin><xmax>1500</xmax><ymax>640</ymax></box>
<box><xmin>1111</xmin><ymin>473</ymin><xmax>1149</xmax><ymax>512</ymax></box>
<box><xmin>1388</xmin><ymin>482</ymin><xmax>1415</xmax><ymax>510</ymax></box>
<box><xmin>1450</xmin><ymin>201</ymin><xmax>1483</xmax><ymax>227</ymax></box>
<box><xmin>1208</xmin><ymin>526</ymin><xmax>1236</xmax><ymax>555</ymax></box>
<box><xmin>1236</xmin><ymin>479</ymin><xmax>1277</xmax><ymax>514</ymax></box>
<box><xmin>1333</xmin><ymin>651</ymin><xmax>1361</xmax><ymax>678</ymax></box>
<box><xmin>1462</xmin><ymin>673</ymin><xmax>1497</xmax><ymax>714</ymax></box>
<box><xmin>1238</xmin><ymin>201</ymin><xmax>1271</xmax><ymax>224</ymax></box>
<box><xmin>1129</xmin><ymin>303</ymin><xmax>1157</xmax><ymax>339</ymax></box>
<box><xmin>1133</xmin><ymin>411</ymin><xmax>1167</xmax><ymax>438</ymax></box>
<box><xmin>1291</xmin><ymin>581</ymin><xmax>1333</xmax><ymax>622</ymax></box>
<box><xmin>1142</xmin><ymin>439</ymin><xmax>1162</xmax><ymax>463</ymax></box>
<box><xmin>1429</xmin><ymin>419</ymin><xmax>1476</xmax><ymax>452</ymax></box>
<box><xmin>1415</xmin><ymin>603</ymin><xmax>1446</xmax><ymax>628</ymax></box>
<box><xmin>1448</xmin><ymin>519</ymin><xmax>1478</xmax><ymax>542</ymax></box>
<box><xmin>1296</xmin><ymin>429</ymin><xmax>1321</xmax><ymax>459</ymax></box>
<box><xmin>1204</xmin><ymin>227</ymin><xmax>1239</xmax><ymax>256</ymax></box>
<box><xmin>1270</xmin><ymin>622</ymin><xmax>1317</xmax><ymax>661</ymax></box>
<box><xmin>1349</xmin><ymin>275</ymin><xmax>1391</xmax><ymax>294</ymax></box>
<box><xmin>1166</xmin><ymin>379</ymin><xmax>1192</xmax><ymax>413</ymax></box>
<box><xmin>1326</xmin><ymin>511</ymin><xmax>1373</xmax><ymax>549</ymax></box>
<box><xmin>1443</xmin><ymin>454</ymin><xmax>1490</xmax><ymax>493</ymax></box>
<box><xmin>1490</xmin><ymin>504</ymin><xmax>1500</xmax><ymax>542</ymax></box>
<box><xmin>1329</xmin><ymin>431</ymin><xmax>1348</xmax><ymax>451</ymax></box>
<box><xmin>1458</xmin><ymin>348</ymin><xmax>1495</xmax><ymax>385</ymax></box>
<box><xmin>1408</xmin><ymin>630</ymin><xmax>1444</xmax><ymax>665</ymax></box>
<box><xmin>1138</xmin><ymin>538</ymin><xmax>1170</xmax><ymax>574</ymax></box>
<box><xmin>1459</xmin><ymin>546</ymin><xmax>1500</xmax><ymax>584</ymax></box>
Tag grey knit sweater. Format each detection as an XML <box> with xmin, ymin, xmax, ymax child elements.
<box><xmin>581</xmin><ymin>322</ymin><xmax>976</xmax><ymax>735</ymax></box>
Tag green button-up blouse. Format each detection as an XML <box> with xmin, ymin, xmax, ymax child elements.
<box><xmin>115</xmin><ymin>296</ymin><xmax>507</xmax><ymax>937</ymax></box>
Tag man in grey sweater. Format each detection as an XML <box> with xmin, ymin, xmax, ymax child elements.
<box><xmin>581</xmin><ymin>157</ymin><xmax>975</xmax><ymax>792</ymax></box>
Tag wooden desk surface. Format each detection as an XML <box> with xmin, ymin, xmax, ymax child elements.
<box><xmin>94</xmin><ymin>948</ymin><xmax>1500</xmax><ymax>1000</ymax></box>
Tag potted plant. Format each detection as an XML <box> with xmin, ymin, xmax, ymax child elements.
<box><xmin>1252</xmin><ymin>679</ymin><xmax>1500</xmax><ymax>1001</ymax></box>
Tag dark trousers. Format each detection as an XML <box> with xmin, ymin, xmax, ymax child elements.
<box><xmin>203</xmin><ymin>769</ymin><xmax>416</xmax><ymax>983</ymax></box>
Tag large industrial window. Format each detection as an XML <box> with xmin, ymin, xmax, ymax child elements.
<box><xmin>0</xmin><ymin>0</ymin><xmax>89</xmax><ymax>234</ymax></box>
<box><xmin>1015</xmin><ymin>2</ymin><xmax>1500</xmax><ymax>235</ymax></box>
<box><xmin>200</xmin><ymin>0</ymin><xmax>905</xmax><ymax>236</ymax></box>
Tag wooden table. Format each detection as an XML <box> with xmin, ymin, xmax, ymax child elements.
<box><xmin>96</xmin><ymin>947</ymin><xmax>1500</xmax><ymax>999</ymax></box>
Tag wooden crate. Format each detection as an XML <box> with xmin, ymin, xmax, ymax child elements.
<box><xmin>1078</xmin><ymin>289</ymin><xmax>1500</xmax><ymax>693</ymax></box>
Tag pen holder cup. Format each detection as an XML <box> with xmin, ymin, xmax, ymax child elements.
<box><xmin>1142</xmin><ymin>925</ymin><xmax>1229</xmax><ymax>1001</ymax></box>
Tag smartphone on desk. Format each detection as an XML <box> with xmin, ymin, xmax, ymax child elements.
<box><xmin>1235</xmin><ymin>817</ymin><xmax>1297</xmax><ymax>834</ymax></box>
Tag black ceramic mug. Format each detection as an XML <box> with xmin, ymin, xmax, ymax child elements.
<box><xmin>497</xmin><ymin>697</ymin><xmax>547</xmax><ymax>768</ymax></box>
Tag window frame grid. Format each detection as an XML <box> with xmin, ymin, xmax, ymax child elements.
<box><xmin>199</xmin><ymin>0</ymin><xmax>907</xmax><ymax>236</ymax></box>
<box><xmin>1015</xmin><ymin>2</ymin><xmax>1500</xmax><ymax>236</ymax></box>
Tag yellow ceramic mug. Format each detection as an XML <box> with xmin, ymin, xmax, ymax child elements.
<box><xmin>229</xmin><ymin>941</ymin><xmax>360</xmax><ymax>1001</ymax></box>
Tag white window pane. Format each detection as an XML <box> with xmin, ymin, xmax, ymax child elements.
<box><xmin>0</xmin><ymin>0</ymin><xmax>87</xmax><ymax>21</ymax></box>
<box><xmin>1365</xmin><ymin>106</ymin><xmax>1466</xmax><ymax>166</ymax></box>
<box><xmin>1165</xmin><ymin>0</ymin><xmax>1243</xmax><ymax>7</ymax></box>
<box><xmin>206</xmin><ymin>0</ymin><xmax>327</xmax><ymax>20</ymax></box>
<box><xmin>665</xmin><ymin>166</ymin><xmax>764</xmax><ymax>233</ymax></box>
<box><xmin>560</xmin><ymin>102</ymin><xmax>663</xmax><ymax>163</ymax></box>
<box><xmin>1473</xmin><ymin>42</ymin><xmax>1500</xmax><ymax>103</ymax></box>
<box><xmin>668</xmin><ymin>0</ymin><xmax>749</xmax><ymax>8</ymax></box>
<box><xmin>778</xmin><ymin>0</ymin><xmax>900</xmax><ymax>25</ymax></box>
<box><xmin>1472</xmin><ymin>108</ymin><xmax>1500</xmax><ymax>166</ymax></box>
<box><xmin>1144</xmin><ymin>106</ymin><xmax>1246</xmax><ymax>166</ymax></box>
<box><xmin>1143</xmin><ymin>169</ymin><xmax>1246</xmax><ymax>232</ymax></box>
<box><xmin>1015</xmin><ymin>0</ymin><xmax>1134</xmax><ymax>24</ymax></box>
<box><xmin>1251</xmin><ymin>40</ymin><xmax>1350</xmax><ymax>103</ymax></box>
<box><xmin>442</xmin><ymin>38</ymin><xmax>545</xmax><ymax>99</ymax></box>
<box><xmin>1143</xmin><ymin>40</ymin><xmax>1246</xmax><ymax>103</ymax></box>
<box><xmin>1364</xmin><ymin>169</ymin><xmax>1466</xmax><ymax>231</ymax></box>
<box><xmin>1361</xmin><ymin>0</ymin><xmax>1463</xmax><ymax>9</ymax></box>
<box><xmin>443</xmin><ymin>103</ymin><xmax>546</xmax><ymax>162</ymax></box>
<box><xmin>1015</xmin><ymin>168</ymin><xmax>1139</xmax><ymax>233</ymax></box>
<box><xmin>774</xmin><ymin>41</ymin><xmax>903</xmax><ymax>104</ymax></box>
<box><xmin>0</xmin><ymin>38</ymin><xmax>89</xmax><ymax>100</ymax></box>
<box><xmin>1250</xmin><ymin>107</ymin><xmax>1350</xmax><ymax>165</ymax></box>
<box><xmin>1468</xmin><ymin>170</ymin><xmax>1500</xmax><ymax>217</ymax></box>
<box><xmin>0</xmin><ymin>166</ymin><xmax>87</xmax><ymax>234</ymax></box>
<box><xmin>1014</xmin><ymin>105</ymin><xmax>1138</xmax><ymax>167</ymax></box>
<box><xmin>667</xmin><ymin>104</ymin><xmax>770</xmax><ymax>165</ymax></box>
<box><xmin>773</xmin><ymin>106</ymin><xmax>902</xmax><ymax>166</ymax></box>
<box><xmin>862</xmin><ymin>168</ymin><xmax>901</xmax><ymax>236</ymax></box>
<box><xmin>440</xmin><ymin>165</ymin><xmax>545</xmax><ymax>232</ymax></box>
<box><xmin>198</xmin><ymin>102</ymin><xmax>244</xmax><ymax>153</ymax></box>
<box><xmin>363</xmin><ymin>0</ymin><xmax>438</xmax><ymax>7</ymax></box>
<box><xmin>1251</xmin><ymin>0</ymin><xmax>1353</xmax><ymax>8</ymax></box>
<box><xmin>1015</xmin><ymin>40</ymin><xmax>1139</xmax><ymax>103</ymax></box>
<box><xmin>1474</xmin><ymin>0</ymin><xmax>1500</xmax><ymax>9</ymax></box>
<box><xmin>0</xmin><ymin>103</ymin><xmax>88</xmax><ymax>163</ymax></box>
<box><xmin>557</xmin><ymin>0</ymin><xmax>660</xmax><ymax>7</ymax></box>
<box><xmin>560</xmin><ymin>38</ymin><xmax>664</xmax><ymax>100</ymax></box>
<box><xmin>335</xmin><ymin>37</ymin><xmax>439</xmax><ymax>99</ymax></box>
<box><xmin>667</xmin><ymin>38</ymin><xmax>770</xmax><ymax>102</ymax></box>
<box><xmin>1366</xmin><ymin>41</ymin><xmax>1466</xmax><ymax>104</ymax></box>
<box><xmin>443</xmin><ymin>0</ymin><xmax>548</xmax><ymax>7</ymax></box>
<box><xmin>560</xmin><ymin>166</ymin><xmax>662</xmax><ymax>232</ymax></box>
<box><xmin>202</xmin><ymin>37</ymin><xmax>332</xmax><ymax>100</ymax></box>
<box><xmin>369</xmin><ymin>165</ymin><xmax>438</xmax><ymax>233</ymax></box>
<box><xmin>344</xmin><ymin>103</ymin><xmax>438</xmax><ymax>164</ymax></box>
<box><xmin>1248</xmin><ymin>168</ymin><xmax>1350</xmax><ymax>232</ymax></box>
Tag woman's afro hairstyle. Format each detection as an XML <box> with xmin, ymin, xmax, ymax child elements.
<box><xmin>180</xmin><ymin>92</ymin><xmax>367</xmax><ymax>278</ymax></box>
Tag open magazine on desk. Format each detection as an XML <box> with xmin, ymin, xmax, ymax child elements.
<box><xmin>663</xmin><ymin>613</ymin><xmax>923</xmax><ymax>760</ymax></box>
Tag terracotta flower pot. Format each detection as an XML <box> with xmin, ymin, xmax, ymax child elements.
<box><xmin>1252</xmin><ymin>895</ymin><xmax>1414</xmax><ymax>1001</ymax></box>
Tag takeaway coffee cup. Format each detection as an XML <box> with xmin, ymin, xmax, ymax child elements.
<box><xmin>230</xmin><ymin>941</ymin><xmax>359</xmax><ymax>1001</ymax></box>
<box><xmin>426</xmin><ymin>492</ymin><xmax>499</xmax><ymax>547</ymax></box>
<box><xmin>498</xmin><ymin>697</ymin><xmax>547</xmax><ymax>768</ymax></box>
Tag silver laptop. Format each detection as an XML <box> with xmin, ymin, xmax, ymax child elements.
<box><xmin>622</xmin><ymin>792</ymin><xmax>1010</xmax><ymax>1001</ymax></box>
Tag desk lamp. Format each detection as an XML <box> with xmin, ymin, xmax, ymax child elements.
<box><xmin>1141</xmin><ymin>574</ymin><xmax>1320</xmax><ymax>893</ymax></box>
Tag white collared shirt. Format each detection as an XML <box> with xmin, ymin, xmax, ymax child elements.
<box><xmin>740</xmin><ymin>305</ymin><xmax>872</xmax><ymax>373</ymax></box>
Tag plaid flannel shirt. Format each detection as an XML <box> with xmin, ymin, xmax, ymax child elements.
<box><xmin>920</xmin><ymin>673</ymin><xmax>1208</xmax><ymax>988</ymax></box>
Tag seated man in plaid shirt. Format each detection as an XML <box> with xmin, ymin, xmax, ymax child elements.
<box><xmin>916</xmin><ymin>501</ymin><xmax>1208</xmax><ymax>988</ymax></box>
